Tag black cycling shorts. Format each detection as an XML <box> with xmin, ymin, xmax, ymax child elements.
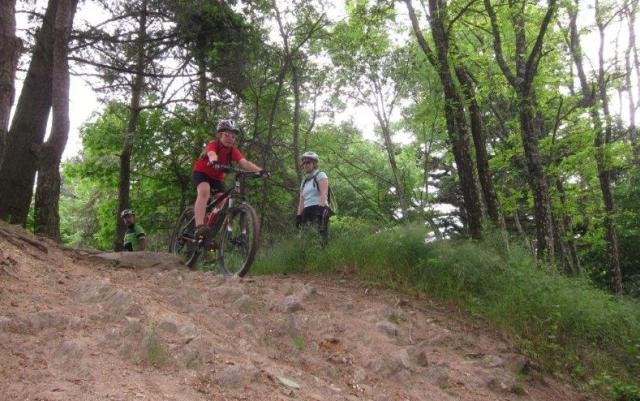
<box><xmin>192</xmin><ymin>171</ymin><xmax>225</xmax><ymax>194</ymax></box>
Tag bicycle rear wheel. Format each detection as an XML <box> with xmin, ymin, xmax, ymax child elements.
<box><xmin>218</xmin><ymin>203</ymin><xmax>260</xmax><ymax>277</ymax></box>
<box><xmin>169</xmin><ymin>206</ymin><xmax>201</xmax><ymax>269</ymax></box>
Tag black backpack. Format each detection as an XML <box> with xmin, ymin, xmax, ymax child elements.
<box><xmin>301</xmin><ymin>171</ymin><xmax>337</xmax><ymax>216</ymax></box>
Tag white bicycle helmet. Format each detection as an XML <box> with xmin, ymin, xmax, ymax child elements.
<box><xmin>301</xmin><ymin>151</ymin><xmax>319</xmax><ymax>162</ymax></box>
<box><xmin>216</xmin><ymin>119</ymin><xmax>240</xmax><ymax>133</ymax></box>
<box><xmin>120</xmin><ymin>209</ymin><xmax>135</xmax><ymax>218</ymax></box>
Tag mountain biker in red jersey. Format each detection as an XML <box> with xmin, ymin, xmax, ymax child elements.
<box><xmin>192</xmin><ymin>119</ymin><xmax>268</xmax><ymax>238</ymax></box>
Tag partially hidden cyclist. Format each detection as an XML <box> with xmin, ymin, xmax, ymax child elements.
<box><xmin>192</xmin><ymin>119</ymin><xmax>268</xmax><ymax>238</ymax></box>
<box><xmin>296</xmin><ymin>151</ymin><xmax>330</xmax><ymax>244</ymax></box>
<box><xmin>121</xmin><ymin>209</ymin><xmax>146</xmax><ymax>251</ymax></box>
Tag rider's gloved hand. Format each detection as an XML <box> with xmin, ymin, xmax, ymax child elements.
<box><xmin>295</xmin><ymin>214</ymin><xmax>302</xmax><ymax>228</ymax></box>
<box><xmin>259</xmin><ymin>169</ymin><xmax>270</xmax><ymax>178</ymax></box>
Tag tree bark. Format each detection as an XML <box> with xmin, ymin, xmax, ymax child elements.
<box><xmin>377</xmin><ymin>114</ymin><xmax>409</xmax><ymax>221</ymax></box>
<box><xmin>0</xmin><ymin>0</ymin><xmax>22</xmax><ymax>168</ymax></box>
<box><xmin>484</xmin><ymin>0</ymin><xmax>557</xmax><ymax>260</ymax></box>
<box><xmin>0</xmin><ymin>0</ymin><xmax>58</xmax><ymax>225</ymax></box>
<box><xmin>566</xmin><ymin>0</ymin><xmax>623</xmax><ymax>292</ymax></box>
<box><xmin>594</xmin><ymin>1</ymin><xmax>623</xmax><ymax>293</ymax></box>
<box><xmin>427</xmin><ymin>0</ymin><xmax>483</xmax><ymax>238</ymax></box>
<box><xmin>292</xmin><ymin>59</ymin><xmax>302</xmax><ymax>183</ymax></box>
<box><xmin>34</xmin><ymin>0</ymin><xmax>78</xmax><ymax>240</ymax></box>
<box><xmin>113</xmin><ymin>0</ymin><xmax>148</xmax><ymax>251</ymax></box>
<box><xmin>194</xmin><ymin>53</ymin><xmax>209</xmax><ymax>157</ymax></box>
<box><xmin>455</xmin><ymin>66</ymin><xmax>506</xmax><ymax>233</ymax></box>
<box><xmin>404</xmin><ymin>0</ymin><xmax>483</xmax><ymax>238</ymax></box>
<box><xmin>623</xmin><ymin>0</ymin><xmax>639</xmax><ymax>162</ymax></box>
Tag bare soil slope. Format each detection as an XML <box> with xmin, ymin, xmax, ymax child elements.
<box><xmin>0</xmin><ymin>221</ymin><xmax>593</xmax><ymax>401</ymax></box>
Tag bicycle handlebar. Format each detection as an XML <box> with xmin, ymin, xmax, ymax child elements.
<box><xmin>217</xmin><ymin>165</ymin><xmax>263</xmax><ymax>178</ymax></box>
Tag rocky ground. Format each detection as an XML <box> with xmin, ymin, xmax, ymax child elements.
<box><xmin>0</xmin><ymin>221</ymin><xmax>594</xmax><ymax>401</ymax></box>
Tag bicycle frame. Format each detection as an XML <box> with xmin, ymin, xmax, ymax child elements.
<box><xmin>170</xmin><ymin>166</ymin><xmax>262</xmax><ymax>274</ymax></box>
<box><xmin>204</xmin><ymin>169</ymin><xmax>255</xmax><ymax>234</ymax></box>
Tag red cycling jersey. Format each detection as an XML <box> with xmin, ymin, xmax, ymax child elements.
<box><xmin>193</xmin><ymin>140</ymin><xmax>244</xmax><ymax>181</ymax></box>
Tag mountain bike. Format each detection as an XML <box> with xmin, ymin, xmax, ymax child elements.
<box><xmin>168</xmin><ymin>166</ymin><xmax>262</xmax><ymax>276</ymax></box>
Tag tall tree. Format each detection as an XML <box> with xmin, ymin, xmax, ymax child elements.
<box><xmin>454</xmin><ymin>65</ymin><xmax>506</xmax><ymax>234</ymax></box>
<box><xmin>484</xmin><ymin>0</ymin><xmax>558</xmax><ymax>260</ymax></box>
<box><xmin>404</xmin><ymin>0</ymin><xmax>484</xmax><ymax>237</ymax></box>
<box><xmin>0</xmin><ymin>0</ymin><xmax>22</xmax><ymax>168</ymax></box>
<box><xmin>34</xmin><ymin>0</ymin><xmax>79</xmax><ymax>239</ymax></box>
<box><xmin>622</xmin><ymin>0</ymin><xmax>639</xmax><ymax>161</ymax></box>
<box><xmin>113</xmin><ymin>0</ymin><xmax>148</xmax><ymax>251</ymax></box>
<box><xmin>0</xmin><ymin>0</ymin><xmax>58</xmax><ymax>225</ymax></box>
<box><xmin>563</xmin><ymin>0</ymin><xmax>623</xmax><ymax>292</ymax></box>
<box><xmin>593</xmin><ymin>0</ymin><xmax>623</xmax><ymax>293</ymax></box>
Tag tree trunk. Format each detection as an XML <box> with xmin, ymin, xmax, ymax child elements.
<box><xmin>623</xmin><ymin>0</ymin><xmax>639</xmax><ymax>162</ymax></box>
<box><xmin>377</xmin><ymin>117</ymin><xmax>409</xmax><ymax>221</ymax></box>
<box><xmin>513</xmin><ymin>209</ymin><xmax>535</xmax><ymax>258</ymax></box>
<box><xmin>0</xmin><ymin>0</ymin><xmax>22</xmax><ymax>168</ymax></box>
<box><xmin>0</xmin><ymin>0</ymin><xmax>58</xmax><ymax>225</ymax></box>
<box><xmin>519</xmin><ymin>97</ymin><xmax>555</xmax><ymax>261</ymax></box>
<box><xmin>455</xmin><ymin>66</ymin><xmax>506</xmax><ymax>233</ymax></box>
<box><xmin>554</xmin><ymin>180</ymin><xmax>581</xmax><ymax>274</ymax></box>
<box><xmin>194</xmin><ymin>53</ymin><xmax>209</xmax><ymax>157</ymax></box>
<box><xmin>566</xmin><ymin>0</ymin><xmax>623</xmax><ymax>292</ymax></box>
<box><xmin>34</xmin><ymin>0</ymin><xmax>78</xmax><ymax>240</ymax></box>
<box><xmin>595</xmin><ymin>5</ymin><xmax>623</xmax><ymax>293</ymax></box>
<box><xmin>427</xmin><ymin>0</ymin><xmax>483</xmax><ymax>238</ymax></box>
<box><xmin>405</xmin><ymin>0</ymin><xmax>483</xmax><ymax>237</ymax></box>
<box><xmin>113</xmin><ymin>0</ymin><xmax>148</xmax><ymax>251</ymax></box>
<box><xmin>484</xmin><ymin>0</ymin><xmax>557</xmax><ymax>260</ymax></box>
<box><xmin>291</xmin><ymin>59</ymin><xmax>302</xmax><ymax>183</ymax></box>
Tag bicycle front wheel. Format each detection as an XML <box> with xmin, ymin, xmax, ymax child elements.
<box><xmin>218</xmin><ymin>203</ymin><xmax>260</xmax><ymax>277</ymax></box>
<box><xmin>169</xmin><ymin>206</ymin><xmax>201</xmax><ymax>269</ymax></box>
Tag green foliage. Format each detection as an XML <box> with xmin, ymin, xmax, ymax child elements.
<box><xmin>612</xmin><ymin>382</ymin><xmax>640</xmax><ymax>401</ymax></box>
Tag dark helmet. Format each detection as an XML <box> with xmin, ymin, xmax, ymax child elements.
<box><xmin>120</xmin><ymin>209</ymin><xmax>135</xmax><ymax>218</ymax></box>
<box><xmin>216</xmin><ymin>119</ymin><xmax>240</xmax><ymax>134</ymax></box>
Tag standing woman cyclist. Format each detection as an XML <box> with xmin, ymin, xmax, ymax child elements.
<box><xmin>192</xmin><ymin>119</ymin><xmax>268</xmax><ymax>238</ymax></box>
<box><xmin>296</xmin><ymin>151</ymin><xmax>330</xmax><ymax>244</ymax></box>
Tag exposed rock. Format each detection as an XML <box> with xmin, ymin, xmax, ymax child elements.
<box><xmin>76</xmin><ymin>278</ymin><xmax>114</xmax><ymax>303</ymax></box>
<box><xmin>233</xmin><ymin>294</ymin><xmax>253</xmax><ymax>313</ymax></box>
<box><xmin>52</xmin><ymin>339</ymin><xmax>89</xmax><ymax>375</ymax></box>
<box><xmin>376</xmin><ymin>320</ymin><xmax>400</xmax><ymax>337</ymax></box>
<box><xmin>92</xmin><ymin>251</ymin><xmax>183</xmax><ymax>270</ymax></box>
<box><xmin>210</xmin><ymin>285</ymin><xmax>245</xmax><ymax>303</ymax></box>
<box><xmin>409</xmin><ymin>344</ymin><xmax>430</xmax><ymax>367</ymax></box>
<box><xmin>277</xmin><ymin>376</ymin><xmax>301</xmax><ymax>389</ymax></box>
<box><xmin>178</xmin><ymin>323</ymin><xmax>199</xmax><ymax>344</ymax></box>
<box><xmin>158</xmin><ymin>316</ymin><xmax>179</xmax><ymax>334</ymax></box>
<box><xmin>276</xmin><ymin>295</ymin><xmax>304</xmax><ymax>313</ymax></box>
<box><xmin>367</xmin><ymin>349</ymin><xmax>410</xmax><ymax>378</ymax></box>
<box><xmin>214</xmin><ymin>363</ymin><xmax>259</xmax><ymax>388</ymax></box>
<box><xmin>103</xmin><ymin>289</ymin><xmax>142</xmax><ymax>320</ymax></box>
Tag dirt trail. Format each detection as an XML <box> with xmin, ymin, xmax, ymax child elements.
<box><xmin>0</xmin><ymin>222</ymin><xmax>593</xmax><ymax>401</ymax></box>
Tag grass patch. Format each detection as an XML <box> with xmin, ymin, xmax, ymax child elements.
<box><xmin>293</xmin><ymin>336</ymin><xmax>305</xmax><ymax>351</ymax></box>
<box><xmin>144</xmin><ymin>327</ymin><xmax>167</xmax><ymax>368</ymax></box>
<box><xmin>253</xmin><ymin>223</ymin><xmax>640</xmax><ymax>397</ymax></box>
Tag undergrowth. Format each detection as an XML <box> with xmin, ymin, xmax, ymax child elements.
<box><xmin>253</xmin><ymin>221</ymin><xmax>640</xmax><ymax>399</ymax></box>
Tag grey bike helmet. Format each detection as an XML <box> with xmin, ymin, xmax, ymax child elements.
<box><xmin>301</xmin><ymin>151</ymin><xmax>319</xmax><ymax>162</ymax></box>
<box><xmin>216</xmin><ymin>119</ymin><xmax>240</xmax><ymax>133</ymax></box>
<box><xmin>120</xmin><ymin>209</ymin><xmax>135</xmax><ymax>218</ymax></box>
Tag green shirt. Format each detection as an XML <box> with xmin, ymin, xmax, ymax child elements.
<box><xmin>123</xmin><ymin>223</ymin><xmax>146</xmax><ymax>251</ymax></box>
